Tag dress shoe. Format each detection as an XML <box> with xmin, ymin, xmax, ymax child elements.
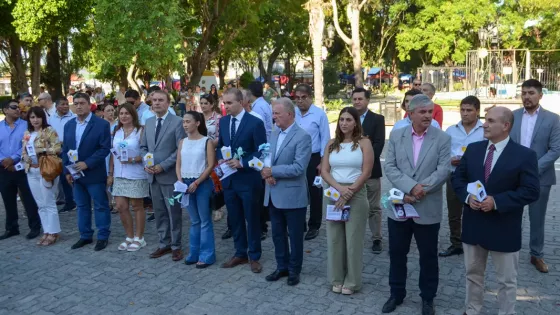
<box><xmin>26</xmin><ymin>229</ymin><xmax>41</xmax><ymax>240</ymax></box>
<box><xmin>422</xmin><ymin>299</ymin><xmax>435</xmax><ymax>315</ymax></box>
<box><xmin>146</xmin><ymin>213</ymin><xmax>155</xmax><ymax>222</ymax></box>
<box><xmin>221</xmin><ymin>256</ymin><xmax>248</xmax><ymax>268</ymax></box>
<box><xmin>265</xmin><ymin>270</ymin><xmax>289</xmax><ymax>281</ymax></box>
<box><xmin>94</xmin><ymin>240</ymin><xmax>108</xmax><ymax>251</ymax></box>
<box><xmin>382</xmin><ymin>296</ymin><xmax>403</xmax><ymax>313</ymax></box>
<box><xmin>184</xmin><ymin>260</ymin><xmax>197</xmax><ymax>265</ymax></box>
<box><xmin>221</xmin><ymin>229</ymin><xmax>232</xmax><ymax>240</ymax></box>
<box><xmin>71</xmin><ymin>239</ymin><xmax>93</xmax><ymax>249</ymax></box>
<box><xmin>0</xmin><ymin>230</ymin><xmax>20</xmax><ymax>240</ymax></box>
<box><xmin>372</xmin><ymin>240</ymin><xmax>383</xmax><ymax>254</ymax></box>
<box><xmin>287</xmin><ymin>274</ymin><xmax>300</xmax><ymax>286</ymax></box>
<box><xmin>149</xmin><ymin>246</ymin><xmax>172</xmax><ymax>258</ymax></box>
<box><xmin>172</xmin><ymin>249</ymin><xmax>184</xmax><ymax>261</ymax></box>
<box><xmin>304</xmin><ymin>229</ymin><xmax>319</xmax><ymax>240</ymax></box>
<box><xmin>439</xmin><ymin>246</ymin><xmax>464</xmax><ymax>257</ymax></box>
<box><xmin>261</xmin><ymin>231</ymin><xmax>267</xmax><ymax>241</ymax></box>
<box><xmin>195</xmin><ymin>262</ymin><xmax>212</xmax><ymax>269</ymax></box>
<box><xmin>531</xmin><ymin>256</ymin><xmax>549</xmax><ymax>273</ymax></box>
<box><xmin>250</xmin><ymin>260</ymin><xmax>263</xmax><ymax>273</ymax></box>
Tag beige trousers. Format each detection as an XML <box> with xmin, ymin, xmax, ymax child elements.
<box><xmin>464</xmin><ymin>243</ymin><xmax>519</xmax><ymax>315</ymax></box>
<box><xmin>366</xmin><ymin>178</ymin><xmax>382</xmax><ymax>241</ymax></box>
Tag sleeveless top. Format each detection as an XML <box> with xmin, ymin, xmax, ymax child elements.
<box><xmin>328</xmin><ymin>142</ymin><xmax>363</xmax><ymax>184</ymax></box>
<box><xmin>112</xmin><ymin>127</ymin><xmax>147</xmax><ymax>180</ymax></box>
<box><xmin>180</xmin><ymin>136</ymin><xmax>208</xmax><ymax>178</ymax></box>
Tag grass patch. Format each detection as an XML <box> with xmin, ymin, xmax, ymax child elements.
<box><xmin>436</xmin><ymin>99</ymin><xmax>460</xmax><ymax>108</ymax></box>
<box><xmin>327</xmin><ymin>111</ymin><xmax>339</xmax><ymax>123</ymax></box>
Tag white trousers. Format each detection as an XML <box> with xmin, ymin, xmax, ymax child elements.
<box><xmin>464</xmin><ymin>243</ymin><xmax>519</xmax><ymax>315</ymax></box>
<box><xmin>27</xmin><ymin>167</ymin><xmax>61</xmax><ymax>234</ymax></box>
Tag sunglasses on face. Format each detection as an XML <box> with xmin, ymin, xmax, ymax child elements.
<box><xmin>413</xmin><ymin>84</ymin><xmax>421</xmax><ymax>86</ymax></box>
<box><xmin>8</xmin><ymin>105</ymin><xmax>19</xmax><ymax>110</ymax></box>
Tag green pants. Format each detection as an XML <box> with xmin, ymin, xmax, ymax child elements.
<box><xmin>326</xmin><ymin>185</ymin><xmax>368</xmax><ymax>291</ymax></box>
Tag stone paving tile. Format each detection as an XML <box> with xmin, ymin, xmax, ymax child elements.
<box><xmin>1</xmin><ymin>165</ymin><xmax>560</xmax><ymax>314</ymax></box>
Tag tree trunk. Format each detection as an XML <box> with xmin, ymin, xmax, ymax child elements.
<box><xmin>308</xmin><ymin>0</ymin><xmax>325</xmax><ymax>109</ymax></box>
<box><xmin>30</xmin><ymin>44</ymin><xmax>42</xmax><ymax>97</ymax></box>
<box><xmin>60</xmin><ymin>38</ymin><xmax>70</xmax><ymax>95</ymax></box>
<box><xmin>45</xmin><ymin>37</ymin><xmax>63</xmax><ymax>100</ymax></box>
<box><xmin>8</xmin><ymin>35</ymin><xmax>28</xmax><ymax>96</ymax></box>
<box><xmin>127</xmin><ymin>57</ymin><xmax>141</xmax><ymax>92</ymax></box>
<box><xmin>217</xmin><ymin>56</ymin><xmax>229</xmax><ymax>90</ymax></box>
<box><xmin>119</xmin><ymin>66</ymin><xmax>128</xmax><ymax>89</ymax></box>
<box><xmin>348</xmin><ymin>4</ymin><xmax>363</xmax><ymax>87</ymax></box>
<box><xmin>265</xmin><ymin>46</ymin><xmax>283</xmax><ymax>83</ymax></box>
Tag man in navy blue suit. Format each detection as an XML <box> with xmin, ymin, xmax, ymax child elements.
<box><xmin>452</xmin><ymin>106</ymin><xmax>540</xmax><ymax>315</ymax></box>
<box><xmin>62</xmin><ymin>93</ymin><xmax>112</xmax><ymax>251</ymax></box>
<box><xmin>217</xmin><ymin>88</ymin><xmax>267</xmax><ymax>273</ymax></box>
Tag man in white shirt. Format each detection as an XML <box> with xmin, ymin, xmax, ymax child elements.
<box><xmin>116</xmin><ymin>86</ymin><xmax>127</xmax><ymax>105</ymax></box>
<box><xmin>38</xmin><ymin>93</ymin><xmax>57</xmax><ymax>118</ymax></box>
<box><xmin>248</xmin><ymin>81</ymin><xmax>273</xmax><ymax>141</ymax></box>
<box><xmin>439</xmin><ymin>96</ymin><xmax>484</xmax><ymax>258</ymax></box>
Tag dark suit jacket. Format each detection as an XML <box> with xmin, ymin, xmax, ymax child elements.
<box><xmin>362</xmin><ymin>110</ymin><xmax>385</xmax><ymax>178</ymax></box>
<box><xmin>452</xmin><ymin>139</ymin><xmax>540</xmax><ymax>252</ymax></box>
<box><xmin>216</xmin><ymin>112</ymin><xmax>267</xmax><ymax>189</ymax></box>
<box><xmin>62</xmin><ymin>115</ymin><xmax>111</xmax><ymax>185</ymax></box>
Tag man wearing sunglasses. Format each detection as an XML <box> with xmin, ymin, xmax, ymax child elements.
<box><xmin>0</xmin><ymin>99</ymin><xmax>41</xmax><ymax>240</ymax></box>
<box><xmin>412</xmin><ymin>79</ymin><xmax>423</xmax><ymax>90</ymax></box>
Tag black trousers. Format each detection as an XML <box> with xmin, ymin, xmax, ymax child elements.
<box><xmin>0</xmin><ymin>168</ymin><xmax>40</xmax><ymax>232</ymax></box>
<box><xmin>305</xmin><ymin>153</ymin><xmax>323</xmax><ymax>230</ymax></box>
<box><xmin>388</xmin><ymin>218</ymin><xmax>440</xmax><ymax>301</ymax></box>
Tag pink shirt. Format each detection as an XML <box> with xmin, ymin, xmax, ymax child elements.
<box><xmin>412</xmin><ymin>128</ymin><xmax>427</xmax><ymax>167</ymax></box>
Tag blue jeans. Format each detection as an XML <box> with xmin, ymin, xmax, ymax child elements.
<box><xmin>183</xmin><ymin>178</ymin><xmax>215</xmax><ymax>264</ymax></box>
<box><xmin>178</xmin><ymin>103</ymin><xmax>186</xmax><ymax>117</ymax></box>
<box><xmin>73</xmin><ymin>181</ymin><xmax>111</xmax><ymax>240</ymax></box>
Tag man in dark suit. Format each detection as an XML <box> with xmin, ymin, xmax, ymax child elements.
<box><xmin>62</xmin><ymin>93</ymin><xmax>112</xmax><ymax>251</ymax></box>
<box><xmin>217</xmin><ymin>88</ymin><xmax>267</xmax><ymax>273</ymax></box>
<box><xmin>452</xmin><ymin>106</ymin><xmax>540</xmax><ymax>315</ymax></box>
<box><xmin>352</xmin><ymin>87</ymin><xmax>385</xmax><ymax>253</ymax></box>
<box><xmin>262</xmin><ymin>98</ymin><xmax>312</xmax><ymax>286</ymax></box>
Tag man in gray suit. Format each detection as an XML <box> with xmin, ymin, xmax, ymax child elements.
<box><xmin>383</xmin><ymin>94</ymin><xmax>451</xmax><ymax>315</ymax></box>
<box><xmin>510</xmin><ymin>79</ymin><xmax>560</xmax><ymax>273</ymax></box>
<box><xmin>140</xmin><ymin>90</ymin><xmax>186</xmax><ymax>261</ymax></box>
<box><xmin>261</xmin><ymin>98</ymin><xmax>312</xmax><ymax>286</ymax></box>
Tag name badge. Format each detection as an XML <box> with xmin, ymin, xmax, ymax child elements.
<box><xmin>26</xmin><ymin>144</ymin><xmax>36</xmax><ymax>156</ymax></box>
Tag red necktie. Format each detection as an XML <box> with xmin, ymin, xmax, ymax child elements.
<box><xmin>484</xmin><ymin>144</ymin><xmax>495</xmax><ymax>183</ymax></box>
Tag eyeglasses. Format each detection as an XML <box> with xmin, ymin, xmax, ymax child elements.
<box><xmin>413</xmin><ymin>84</ymin><xmax>421</xmax><ymax>86</ymax></box>
<box><xmin>8</xmin><ymin>105</ymin><xmax>19</xmax><ymax>110</ymax></box>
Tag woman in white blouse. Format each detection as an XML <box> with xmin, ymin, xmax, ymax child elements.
<box><xmin>107</xmin><ymin>103</ymin><xmax>150</xmax><ymax>251</ymax></box>
<box><xmin>176</xmin><ymin>111</ymin><xmax>216</xmax><ymax>268</ymax></box>
<box><xmin>321</xmin><ymin>106</ymin><xmax>374</xmax><ymax>295</ymax></box>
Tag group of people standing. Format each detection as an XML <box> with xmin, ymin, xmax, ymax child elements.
<box><xmin>1</xmin><ymin>78</ymin><xmax>559</xmax><ymax>315</ymax></box>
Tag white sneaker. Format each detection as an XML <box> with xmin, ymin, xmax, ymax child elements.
<box><xmin>127</xmin><ymin>237</ymin><xmax>147</xmax><ymax>252</ymax></box>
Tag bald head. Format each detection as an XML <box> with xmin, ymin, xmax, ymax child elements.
<box><xmin>483</xmin><ymin>106</ymin><xmax>514</xmax><ymax>142</ymax></box>
<box><xmin>490</xmin><ymin>106</ymin><xmax>514</xmax><ymax>130</ymax></box>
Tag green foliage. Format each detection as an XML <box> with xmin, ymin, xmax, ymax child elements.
<box><xmin>379</xmin><ymin>83</ymin><xmax>393</xmax><ymax>97</ymax></box>
<box><xmin>325</xmin><ymin>99</ymin><xmax>347</xmax><ymax>112</ymax></box>
<box><xmin>239</xmin><ymin>72</ymin><xmax>255</xmax><ymax>88</ymax></box>
<box><xmin>453</xmin><ymin>82</ymin><xmax>464</xmax><ymax>91</ymax></box>
<box><xmin>324</xmin><ymin>60</ymin><xmax>342</xmax><ymax>98</ymax></box>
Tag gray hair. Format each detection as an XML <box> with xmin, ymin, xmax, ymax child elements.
<box><xmin>421</xmin><ymin>82</ymin><xmax>436</xmax><ymax>94</ymax></box>
<box><xmin>272</xmin><ymin>97</ymin><xmax>296</xmax><ymax>115</ymax></box>
<box><xmin>408</xmin><ymin>94</ymin><xmax>434</xmax><ymax>113</ymax></box>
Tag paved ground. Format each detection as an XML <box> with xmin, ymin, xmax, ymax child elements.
<box><xmin>1</xmin><ymin>156</ymin><xmax>560</xmax><ymax>315</ymax></box>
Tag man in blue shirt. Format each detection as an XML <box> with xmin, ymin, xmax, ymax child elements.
<box><xmin>248</xmin><ymin>81</ymin><xmax>273</xmax><ymax>141</ymax></box>
<box><xmin>439</xmin><ymin>96</ymin><xmax>484</xmax><ymax>257</ymax></box>
<box><xmin>0</xmin><ymin>99</ymin><xmax>41</xmax><ymax>240</ymax></box>
<box><xmin>294</xmin><ymin>84</ymin><xmax>331</xmax><ymax>240</ymax></box>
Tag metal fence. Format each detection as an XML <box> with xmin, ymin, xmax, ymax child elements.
<box><xmin>417</xmin><ymin>66</ymin><xmax>467</xmax><ymax>92</ymax></box>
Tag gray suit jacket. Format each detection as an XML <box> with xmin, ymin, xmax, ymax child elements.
<box><xmin>384</xmin><ymin>125</ymin><xmax>451</xmax><ymax>225</ymax></box>
<box><xmin>140</xmin><ymin>114</ymin><xmax>186</xmax><ymax>185</ymax></box>
<box><xmin>510</xmin><ymin>107</ymin><xmax>560</xmax><ymax>186</ymax></box>
<box><xmin>264</xmin><ymin>123</ymin><xmax>312</xmax><ymax>209</ymax></box>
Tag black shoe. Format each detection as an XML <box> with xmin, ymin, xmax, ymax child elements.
<box><xmin>287</xmin><ymin>274</ymin><xmax>300</xmax><ymax>286</ymax></box>
<box><xmin>184</xmin><ymin>260</ymin><xmax>197</xmax><ymax>265</ymax></box>
<box><xmin>26</xmin><ymin>229</ymin><xmax>41</xmax><ymax>239</ymax></box>
<box><xmin>439</xmin><ymin>246</ymin><xmax>463</xmax><ymax>257</ymax></box>
<box><xmin>94</xmin><ymin>240</ymin><xmax>108</xmax><ymax>251</ymax></box>
<box><xmin>71</xmin><ymin>239</ymin><xmax>93</xmax><ymax>249</ymax></box>
<box><xmin>261</xmin><ymin>231</ymin><xmax>267</xmax><ymax>241</ymax></box>
<box><xmin>195</xmin><ymin>263</ymin><xmax>212</xmax><ymax>269</ymax></box>
<box><xmin>59</xmin><ymin>205</ymin><xmax>76</xmax><ymax>213</ymax></box>
<box><xmin>147</xmin><ymin>213</ymin><xmax>155</xmax><ymax>222</ymax></box>
<box><xmin>382</xmin><ymin>297</ymin><xmax>403</xmax><ymax>313</ymax></box>
<box><xmin>304</xmin><ymin>229</ymin><xmax>319</xmax><ymax>240</ymax></box>
<box><xmin>265</xmin><ymin>270</ymin><xmax>289</xmax><ymax>282</ymax></box>
<box><xmin>422</xmin><ymin>299</ymin><xmax>435</xmax><ymax>315</ymax></box>
<box><xmin>221</xmin><ymin>229</ymin><xmax>232</xmax><ymax>240</ymax></box>
<box><xmin>372</xmin><ymin>240</ymin><xmax>383</xmax><ymax>254</ymax></box>
<box><xmin>56</xmin><ymin>201</ymin><xmax>65</xmax><ymax>206</ymax></box>
<box><xmin>0</xmin><ymin>230</ymin><xmax>20</xmax><ymax>240</ymax></box>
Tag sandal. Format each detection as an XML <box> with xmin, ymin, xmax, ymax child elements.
<box><xmin>118</xmin><ymin>237</ymin><xmax>134</xmax><ymax>251</ymax></box>
<box><xmin>111</xmin><ymin>206</ymin><xmax>118</xmax><ymax>214</ymax></box>
<box><xmin>332</xmin><ymin>285</ymin><xmax>342</xmax><ymax>293</ymax></box>
<box><xmin>43</xmin><ymin>234</ymin><xmax>59</xmax><ymax>246</ymax></box>
<box><xmin>341</xmin><ymin>287</ymin><xmax>354</xmax><ymax>295</ymax></box>
<box><xmin>37</xmin><ymin>234</ymin><xmax>49</xmax><ymax>246</ymax></box>
<box><xmin>127</xmin><ymin>237</ymin><xmax>146</xmax><ymax>252</ymax></box>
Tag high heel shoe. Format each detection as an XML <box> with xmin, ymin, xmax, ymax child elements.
<box><xmin>43</xmin><ymin>234</ymin><xmax>59</xmax><ymax>246</ymax></box>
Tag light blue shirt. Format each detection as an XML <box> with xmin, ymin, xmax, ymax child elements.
<box><xmin>393</xmin><ymin>116</ymin><xmax>440</xmax><ymax>131</ymax></box>
<box><xmin>446</xmin><ymin>120</ymin><xmax>485</xmax><ymax>171</ymax></box>
<box><xmin>136</xmin><ymin>102</ymin><xmax>150</xmax><ymax>123</ymax></box>
<box><xmin>141</xmin><ymin>107</ymin><xmax>176</xmax><ymax>125</ymax></box>
<box><xmin>360</xmin><ymin>112</ymin><xmax>367</xmax><ymax>125</ymax></box>
<box><xmin>295</xmin><ymin>104</ymin><xmax>330</xmax><ymax>156</ymax></box>
<box><xmin>276</xmin><ymin>122</ymin><xmax>296</xmax><ymax>155</ymax></box>
<box><xmin>75</xmin><ymin>112</ymin><xmax>92</xmax><ymax>149</ymax></box>
<box><xmin>48</xmin><ymin>111</ymin><xmax>76</xmax><ymax>142</ymax></box>
<box><xmin>0</xmin><ymin>118</ymin><xmax>27</xmax><ymax>164</ymax></box>
<box><xmin>251</xmin><ymin>97</ymin><xmax>273</xmax><ymax>141</ymax></box>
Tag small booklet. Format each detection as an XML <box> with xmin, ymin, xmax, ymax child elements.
<box><xmin>66</xmin><ymin>165</ymin><xmax>85</xmax><ymax>180</ymax></box>
<box><xmin>14</xmin><ymin>162</ymin><xmax>24</xmax><ymax>171</ymax></box>
<box><xmin>214</xmin><ymin>162</ymin><xmax>237</xmax><ymax>181</ymax></box>
<box><xmin>391</xmin><ymin>203</ymin><xmax>420</xmax><ymax>219</ymax></box>
<box><xmin>326</xmin><ymin>205</ymin><xmax>351</xmax><ymax>222</ymax></box>
<box><xmin>313</xmin><ymin>176</ymin><xmax>323</xmax><ymax>188</ymax></box>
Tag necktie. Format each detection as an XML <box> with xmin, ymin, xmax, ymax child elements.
<box><xmin>155</xmin><ymin>118</ymin><xmax>162</xmax><ymax>142</ymax></box>
<box><xmin>230</xmin><ymin>117</ymin><xmax>237</xmax><ymax>141</ymax></box>
<box><xmin>484</xmin><ymin>144</ymin><xmax>495</xmax><ymax>183</ymax></box>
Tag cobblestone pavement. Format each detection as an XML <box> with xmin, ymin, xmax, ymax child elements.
<box><xmin>1</xmin><ymin>159</ymin><xmax>560</xmax><ymax>315</ymax></box>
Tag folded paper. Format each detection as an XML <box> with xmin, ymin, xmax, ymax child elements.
<box><xmin>173</xmin><ymin>181</ymin><xmax>189</xmax><ymax>193</ymax></box>
<box><xmin>221</xmin><ymin>146</ymin><xmax>232</xmax><ymax>160</ymax></box>
<box><xmin>313</xmin><ymin>176</ymin><xmax>323</xmax><ymax>188</ymax></box>
<box><xmin>388</xmin><ymin>188</ymin><xmax>405</xmax><ymax>203</ymax></box>
<box><xmin>324</xmin><ymin>187</ymin><xmax>340</xmax><ymax>202</ymax></box>
<box><xmin>67</xmin><ymin>150</ymin><xmax>79</xmax><ymax>163</ymax></box>
<box><xmin>143</xmin><ymin>153</ymin><xmax>154</xmax><ymax>167</ymax></box>
<box><xmin>249</xmin><ymin>157</ymin><xmax>264</xmax><ymax>171</ymax></box>
<box><xmin>467</xmin><ymin>180</ymin><xmax>487</xmax><ymax>201</ymax></box>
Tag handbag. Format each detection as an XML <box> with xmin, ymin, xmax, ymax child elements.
<box><xmin>207</xmin><ymin>139</ymin><xmax>225</xmax><ymax>211</ymax></box>
<box><xmin>39</xmin><ymin>155</ymin><xmax>63</xmax><ymax>183</ymax></box>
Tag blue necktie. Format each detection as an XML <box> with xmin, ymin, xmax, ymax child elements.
<box><xmin>230</xmin><ymin>117</ymin><xmax>237</xmax><ymax>141</ymax></box>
